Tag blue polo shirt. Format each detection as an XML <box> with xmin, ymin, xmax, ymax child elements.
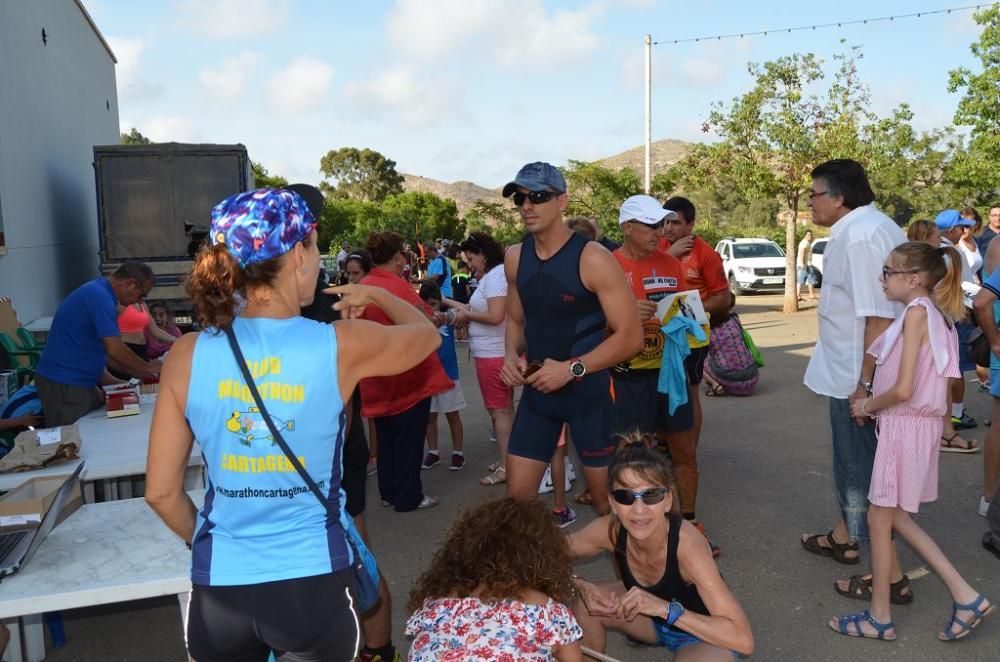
<box><xmin>36</xmin><ymin>278</ymin><xmax>120</xmax><ymax>388</ymax></box>
<box><xmin>427</xmin><ymin>255</ymin><xmax>453</xmax><ymax>298</ymax></box>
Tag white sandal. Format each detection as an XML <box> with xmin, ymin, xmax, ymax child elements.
<box><xmin>480</xmin><ymin>466</ymin><xmax>506</xmax><ymax>486</ymax></box>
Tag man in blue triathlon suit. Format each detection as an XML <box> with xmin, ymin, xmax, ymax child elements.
<box><xmin>499</xmin><ymin>162</ymin><xmax>643</xmax><ymax>514</ymax></box>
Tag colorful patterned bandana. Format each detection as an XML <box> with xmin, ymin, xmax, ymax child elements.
<box><xmin>210</xmin><ymin>188</ymin><xmax>317</xmax><ymax>267</ymax></box>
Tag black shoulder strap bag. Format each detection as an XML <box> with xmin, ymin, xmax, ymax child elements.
<box><xmin>223</xmin><ymin>325</ymin><xmax>380</xmax><ymax>612</ymax></box>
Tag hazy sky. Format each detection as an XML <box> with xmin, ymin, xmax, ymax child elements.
<box><xmin>86</xmin><ymin>0</ymin><xmax>986</xmax><ymax>188</ymax></box>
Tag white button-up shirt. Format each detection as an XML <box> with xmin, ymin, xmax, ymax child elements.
<box><xmin>804</xmin><ymin>204</ymin><xmax>906</xmax><ymax>398</ymax></box>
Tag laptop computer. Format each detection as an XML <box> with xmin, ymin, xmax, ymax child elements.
<box><xmin>0</xmin><ymin>462</ymin><xmax>85</xmax><ymax>580</ymax></box>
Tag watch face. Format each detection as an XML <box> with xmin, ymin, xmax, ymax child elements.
<box><xmin>571</xmin><ymin>362</ymin><xmax>586</xmax><ymax>377</ymax></box>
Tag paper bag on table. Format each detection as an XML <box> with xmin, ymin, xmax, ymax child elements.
<box><xmin>0</xmin><ymin>424</ymin><xmax>82</xmax><ymax>473</ymax></box>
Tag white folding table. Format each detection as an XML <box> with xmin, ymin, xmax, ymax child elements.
<box><xmin>0</xmin><ymin>492</ymin><xmax>202</xmax><ymax>662</ymax></box>
<box><xmin>0</xmin><ymin>406</ymin><xmax>204</xmax><ymax>500</ymax></box>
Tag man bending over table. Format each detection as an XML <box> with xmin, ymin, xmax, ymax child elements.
<box><xmin>34</xmin><ymin>261</ymin><xmax>162</xmax><ymax>426</ymax></box>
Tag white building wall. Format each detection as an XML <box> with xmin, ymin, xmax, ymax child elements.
<box><xmin>0</xmin><ymin>0</ymin><xmax>119</xmax><ymax>324</ymax></box>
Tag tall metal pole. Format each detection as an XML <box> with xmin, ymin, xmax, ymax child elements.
<box><xmin>644</xmin><ymin>34</ymin><xmax>651</xmax><ymax>194</ymax></box>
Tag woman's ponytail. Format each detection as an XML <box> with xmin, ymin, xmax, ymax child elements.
<box><xmin>186</xmin><ymin>243</ymin><xmax>244</xmax><ymax>330</ymax></box>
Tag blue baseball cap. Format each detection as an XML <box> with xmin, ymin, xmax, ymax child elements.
<box><xmin>211</xmin><ymin>188</ymin><xmax>317</xmax><ymax>268</ymax></box>
<box><xmin>502</xmin><ymin>161</ymin><xmax>567</xmax><ymax>198</ymax></box>
<box><xmin>934</xmin><ymin>209</ymin><xmax>976</xmax><ymax>231</ymax></box>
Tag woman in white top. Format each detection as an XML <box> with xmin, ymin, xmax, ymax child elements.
<box><xmin>959</xmin><ymin>208</ymin><xmax>983</xmax><ymax>284</ymax></box>
<box><xmin>453</xmin><ymin>232</ymin><xmax>512</xmax><ymax>487</ymax></box>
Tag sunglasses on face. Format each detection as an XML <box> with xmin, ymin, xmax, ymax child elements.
<box><xmin>512</xmin><ymin>190</ymin><xmax>559</xmax><ymax>207</ymax></box>
<box><xmin>611</xmin><ymin>487</ymin><xmax>669</xmax><ymax>506</ymax></box>
<box><xmin>628</xmin><ymin>220</ymin><xmax>666</xmax><ymax>230</ymax></box>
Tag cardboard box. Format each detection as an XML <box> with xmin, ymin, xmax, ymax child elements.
<box><xmin>104</xmin><ymin>383</ymin><xmax>140</xmax><ymax>418</ymax></box>
<box><xmin>0</xmin><ymin>473</ymin><xmax>83</xmax><ymax>527</ymax></box>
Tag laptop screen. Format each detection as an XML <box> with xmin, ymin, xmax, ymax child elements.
<box><xmin>18</xmin><ymin>462</ymin><xmax>85</xmax><ymax>568</ymax></box>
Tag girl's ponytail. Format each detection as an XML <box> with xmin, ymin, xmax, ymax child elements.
<box><xmin>890</xmin><ymin>241</ymin><xmax>967</xmax><ymax>321</ymax></box>
<box><xmin>935</xmin><ymin>245</ymin><xmax>966</xmax><ymax>321</ymax></box>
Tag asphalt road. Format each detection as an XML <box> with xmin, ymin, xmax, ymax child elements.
<box><xmin>38</xmin><ymin>294</ymin><xmax>999</xmax><ymax>661</ymax></box>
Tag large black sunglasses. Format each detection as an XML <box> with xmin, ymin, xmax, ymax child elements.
<box><xmin>611</xmin><ymin>487</ymin><xmax>669</xmax><ymax>506</ymax></box>
<box><xmin>512</xmin><ymin>190</ymin><xmax>559</xmax><ymax>207</ymax></box>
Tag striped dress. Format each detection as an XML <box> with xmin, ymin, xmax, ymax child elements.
<box><xmin>867</xmin><ymin>297</ymin><xmax>960</xmax><ymax>513</ymax></box>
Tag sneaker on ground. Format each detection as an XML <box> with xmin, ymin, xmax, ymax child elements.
<box><xmin>952</xmin><ymin>411</ymin><xmax>978</xmax><ymax>429</ymax></box>
<box><xmin>449</xmin><ymin>453</ymin><xmax>465</xmax><ymax>471</ymax></box>
<box><xmin>381</xmin><ymin>500</ymin><xmax>392</xmax><ymax>507</ymax></box>
<box><xmin>554</xmin><ymin>506</ymin><xmax>578</xmax><ymax>528</ymax></box>
<box><xmin>980</xmin><ymin>496</ymin><xmax>991</xmax><ymax>517</ymax></box>
<box><xmin>566</xmin><ymin>461</ymin><xmax>577</xmax><ymax>482</ymax></box>
<box><xmin>417</xmin><ymin>495</ymin><xmax>440</xmax><ymax>509</ymax></box>
<box><xmin>421</xmin><ymin>452</ymin><xmax>441</xmax><ymax>470</ymax></box>
<box><xmin>538</xmin><ymin>466</ymin><xmax>573</xmax><ymax>494</ymax></box>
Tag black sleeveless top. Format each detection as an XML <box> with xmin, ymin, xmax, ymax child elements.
<box><xmin>516</xmin><ymin>232</ymin><xmax>607</xmax><ymax>397</ymax></box>
<box><xmin>614</xmin><ymin>515</ymin><xmax>709</xmax><ymax>632</ymax></box>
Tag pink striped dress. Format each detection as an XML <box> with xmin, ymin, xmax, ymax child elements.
<box><xmin>866</xmin><ymin>297</ymin><xmax>960</xmax><ymax>513</ymax></box>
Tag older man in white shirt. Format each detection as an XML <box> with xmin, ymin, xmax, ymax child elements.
<box><xmin>800</xmin><ymin>160</ymin><xmax>915</xmax><ymax>600</ymax></box>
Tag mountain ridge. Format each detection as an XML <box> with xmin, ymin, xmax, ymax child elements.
<box><xmin>402</xmin><ymin>138</ymin><xmax>695</xmax><ymax>216</ymax></box>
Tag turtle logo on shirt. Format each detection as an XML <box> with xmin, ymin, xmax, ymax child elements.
<box><xmin>225</xmin><ymin>408</ymin><xmax>295</xmax><ymax>447</ymax></box>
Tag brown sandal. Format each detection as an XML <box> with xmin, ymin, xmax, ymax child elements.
<box><xmin>573</xmin><ymin>490</ymin><xmax>593</xmax><ymax>506</ymax></box>
<box><xmin>835</xmin><ymin>574</ymin><xmax>913</xmax><ymax>604</ymax></box>
<box><xmin>940</xmin><ymin>433</ymin><xmax>979</xmax><ymax>454</ymax></box>
<box><xmin>801</xmin><ymin>530</ymin><xmax>860</xmax><ymax>565</ymax></box>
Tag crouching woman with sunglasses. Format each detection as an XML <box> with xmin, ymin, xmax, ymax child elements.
<box><xmin>567</xmin><ymin>435</ymin><xmax>753</xmax><ymax>660</ymax></box>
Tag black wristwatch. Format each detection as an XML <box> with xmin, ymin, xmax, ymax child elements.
<box><xmin>569</xmin><ymin>358</ymin><xmax>587</xmax><ymax>381</ymax></box>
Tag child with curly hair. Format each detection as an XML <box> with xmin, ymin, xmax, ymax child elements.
<box><xmin>405</xmin><ymin>497</ymin><xmax>583</xmax><ymax>661</ymax></box>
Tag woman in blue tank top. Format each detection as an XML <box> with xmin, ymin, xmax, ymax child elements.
<box><xmin>567</xmin><ymin>435</ymin><xmax>754</xmax><ymax>659</ymax></box>
<box><xmin>145</xmin><ymin>188</ymin><xmax>441</xmax><ymax>662</ymax></box>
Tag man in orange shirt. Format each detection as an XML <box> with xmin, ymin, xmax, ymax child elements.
<box><xmin>659</xmin><ymin>196</ymin><xmax>729</xmax><ymax>553</ymax></box>
<box><xmin>611</xmin><ymin>195</ymin><xmax>690</xmax><ymax>436</ymax></box>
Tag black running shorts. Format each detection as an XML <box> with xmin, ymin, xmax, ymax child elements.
<box><xmin>186</xmin><ymin>569</ymin><xmax>361</xmax><ymax>662</ymax></box>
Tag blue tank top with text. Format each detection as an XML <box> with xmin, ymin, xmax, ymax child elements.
<box><xmin>185</xmin><ymin>316</ymin><xmax>348</xmax><ymax>586</ymax></box>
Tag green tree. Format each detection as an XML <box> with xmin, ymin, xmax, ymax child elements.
<box><xmin>947</xmin><ymin>4</ymin><xmax>1000</xmax><ymax>201</ymax></box>
<box><xmin>251</xmin><ymin>161</ymin><xmax>288</xmax><ymax>188</ymax></box>
<box><xmin>120</xmin><ymin>128</ymin><xmax>151</xmax><ymax>144</ymax></box>
<box><xmin>319</xmin><ymin>147</ymin><xmax>405</xmax><ymax>202</ymax></box>
<box><xmin>464</xmin><ymin>200</ymin><xmax>523</xmax><ymax>247</ymax></box>
<box><xmin>662</xmin><ymin>47</ymin><xmax>943</xmax><ymax>313</ymax></box>
<box><xmin>318</xmin><ymin>198</ymin><xmax>383</xmax><ymax>250</ymax></box>
<box><xmin>562</xmin><ymin>161</ymin><xmax>644</xmax><ymax>242</ymax></box>
<box><xmin>381</xmin><ymin>191</ymin><xmax>464</xmax><ymax>244</ymax></box>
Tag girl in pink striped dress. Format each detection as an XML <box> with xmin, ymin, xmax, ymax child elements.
<box><xmin>831</xmin><ymin>242</ymin><xmax>994</xmax><ymax>643</ymax></box>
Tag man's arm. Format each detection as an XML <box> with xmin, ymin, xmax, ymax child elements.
<box><xmin>526</xmin><ymin>244</ymin><xmax>642</xmax><ymax>394</ymax></box>
<box><xmin>702</xmin><ymin>289</ymin><xmax>731</xmax><ymax>316</ymax></box>
<box><xmin>698</xmin><ymin>244</ymin><xmax>731</xmax><ymax>315</ymax></box>
<box><xmin>578</xmin><ymin>245</ymin><xmax>643</xmax><ymax>370</ymax></box>
<box><xmin>848</xmin><ymin>315</ymin><xmax>894</xmax><ymax>423</ymax></box>
<box><xmin>501</xmin><ymin>245</ymin><xmax>528</xmax><ymax>386</ymax></box>
<box><xmin>103</xmin><ymin>337</ymin><xmax>160</xmax><ymax>379</ymax></box>
<box><xmin>975</xmin><ymin>286</ymin><xmax>1000</xmax><ymax>357</ymax></box>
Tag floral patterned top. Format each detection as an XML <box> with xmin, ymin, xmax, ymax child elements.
<box><xmin>405</xmin><ymin>596</ymin><xmax>583</xmax><ymax>661</ymax></box>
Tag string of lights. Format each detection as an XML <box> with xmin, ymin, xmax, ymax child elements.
<box><xmin>653</xmin><ymin>2</ymin><xmax>997</xmax><ymax>45</ymax></box>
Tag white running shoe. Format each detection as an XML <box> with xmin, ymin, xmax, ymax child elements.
<box><xmin>980</xmin><ymin>496</ymin><xmax>990</xmax><ymax>517</ymax></box>
<box><xmin>538</xmin><ymin>465</ymin><xmax>573</xmax><ymax>494</ymax></box>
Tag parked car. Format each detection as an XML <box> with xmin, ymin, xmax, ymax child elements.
<box><xmin>716</xmin><ymin>237</ymin><xmax>786</xmax><ymax>294</ymax></box>
<box><xmin>810</xmin><ymin>237</ymin><xmax>827</xmax><ymax>287</ymax></box>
